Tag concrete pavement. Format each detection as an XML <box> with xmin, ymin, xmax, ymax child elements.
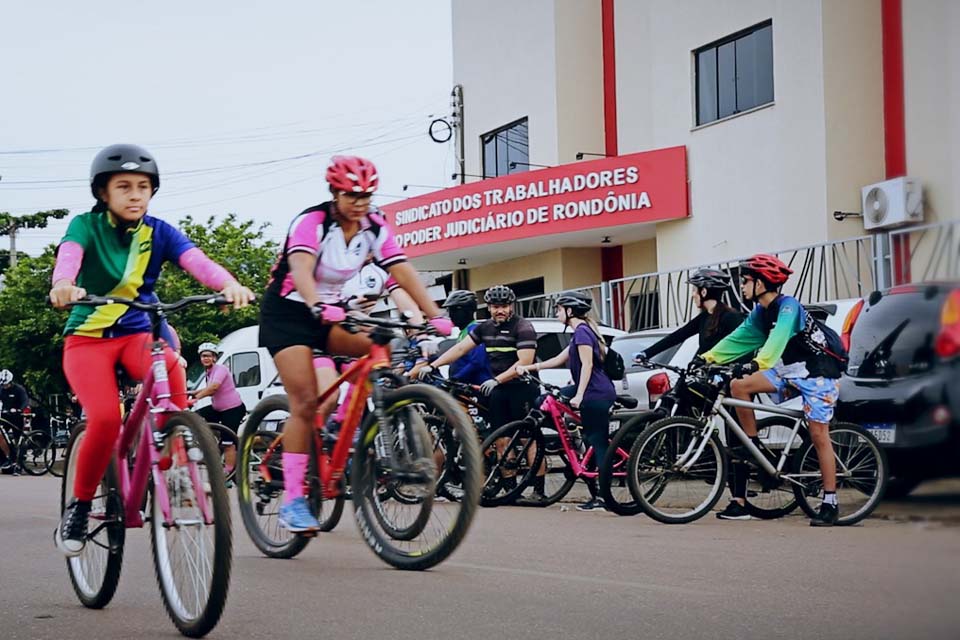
<box><xmin>1</xmin><ymin>475</ymin><xmax>958</xmax><ymax>640</ymax></box>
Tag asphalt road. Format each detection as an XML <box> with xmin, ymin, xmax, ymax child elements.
<box><xmin>2</xmin><ymin>475</ymin><xmax>959</xmax><ymax>640</ymax></box>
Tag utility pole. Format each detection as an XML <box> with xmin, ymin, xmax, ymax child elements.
<box><xmin>451</xmin><ymin>84</ymin><xmax>465</xmax><ymax>185</ymax></box>
<box><xmin>0</xmin><ymin>208</ymin><xmax>70</xmax><ymax>269</ymax></box>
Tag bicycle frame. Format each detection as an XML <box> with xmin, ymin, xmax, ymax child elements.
<box><xmin>113</xmin><ymin>337</ymin><xmax>214</xmax><ymax>530</ymax></box>
<box><xmin>539</xmin><ymin>394</ymin><xmax>627</xmax><ymax>481</ymax></box>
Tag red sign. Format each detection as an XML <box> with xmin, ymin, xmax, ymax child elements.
<box><xmin>381</xmin><ymin>146</ymin><xmax>688</xmax><ymax>258</ymax></box>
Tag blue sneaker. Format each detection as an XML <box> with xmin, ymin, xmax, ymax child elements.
<box><xmin>278</xmin><ymin>496</ymin><xmax>320</xmax><ymax>532</ymax></box>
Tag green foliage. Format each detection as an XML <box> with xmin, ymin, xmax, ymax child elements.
<box><xmin>0</xmin><ymin>213</ymin><xmax>277</xmax><ymax>405</ymax></box>
<box><xmin>0</xmin><ymin>249</ymin><xmax>66</xmax><ymax>400</ymax></box>
<box><xmin>154</xmin><ymin>214</ymin><xmax>277</xmax><ymax>361</ymax></box>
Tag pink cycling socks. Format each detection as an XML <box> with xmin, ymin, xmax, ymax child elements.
<box><xmin>282</xmin><ymin>452</ymin><xmax>309</xmax><ymax>502</ymax></box>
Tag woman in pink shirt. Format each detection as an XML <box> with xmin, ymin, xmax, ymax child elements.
<box><xmin>191</xmin><ymin>342</ymin><xmax>245</xmax><ymax>477</ymax></box>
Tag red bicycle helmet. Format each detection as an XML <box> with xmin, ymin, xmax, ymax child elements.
<box><xmin>326</xmin><ymin>155</ymin><xmax>379</xmax><ymax>193</ymax></box>
<box><xmin>739</xmin><ymin>253</ymin><xmax>793</xmax><ymax>285</ymax></box>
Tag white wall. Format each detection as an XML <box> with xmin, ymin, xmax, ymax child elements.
<box><xmin>615</xmin><ymin>1</ymin><xmax>832</xmax><ymax>271</ymax></box>
<box><xmin>452</xmin><ymin>0</ymin><xmax>560</xmax><ymax>176</ymax></box>
<box><xmin>903</xmin><ymin>0</ymin><xmax>960</xmax><ymax>224</ymax></box>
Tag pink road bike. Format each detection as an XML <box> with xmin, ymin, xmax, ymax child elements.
<box><xmin>479</xmin><ymin>374</ymin><xmax>638</xmax><ymax>507</ymax></box>
<box><xmin>59</xmin><ymin>295</ymin><xmax>231</xmax><ymax>638</ymax></box>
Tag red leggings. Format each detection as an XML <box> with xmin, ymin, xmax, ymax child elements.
<box><xmin>64</xmin><ymin>333</ymin><xmax>186</xmax><ymax>501</ymax></box>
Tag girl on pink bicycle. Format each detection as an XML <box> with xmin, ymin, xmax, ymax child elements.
<box><xmin>49</xmin><ymin>143</ymin><xmax>255</xmax><ymax>556</ymax></box>
<box><xmin>258</xmin><ymin>155</ymin><xmax>452</xmax><ymax>533</ymax></box>
<box><xmin>517</xmin><ymin>291</ymin><xmax>616</xmax><ymax>511</ymax></box>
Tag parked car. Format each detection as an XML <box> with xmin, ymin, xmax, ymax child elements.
<box><xmin>837</xmin><ymin>282</ymin><xmax>960</xmax><ymax>497</ymax></box>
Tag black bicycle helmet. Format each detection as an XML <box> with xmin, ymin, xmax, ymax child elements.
<box><xmin>90</xmin><ymin>144</ymin><xmax>160</xmax><ymax>201</ymax></box>
<box><xmin>442</xmin><ymin>289</ymin><xmax>477</xmax><ymax>310</ymax></box>
<box><xmin>483</xmin><ymin>285</ymin><xmax>516</xmax><ymax>305</ymax></box>
<box><xmin>554</xmin><ymin>291</ymin><xmax>593</xmax><ymax>316</ymax></box>
<box><xmin>688</xmin><ymin>268</ymin><xmax>731</xmax><ymax>291</ymax></box>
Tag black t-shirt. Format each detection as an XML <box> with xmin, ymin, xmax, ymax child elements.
<box><xmin>468</xmin><ymin>315</ymin><xmax>538</xmax><ymax>378</ymax></box>
<box><xmin>644</xmin><ymin>308</ymin><xmax>745</xmax><ymax>359</ymax></box>
<box><xmin>0</xmin><ymin>383</ymin><xmax>29</xmax><ymax>414</ymax></box>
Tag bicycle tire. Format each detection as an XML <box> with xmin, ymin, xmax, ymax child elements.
<box><xmin>61</xmin><ymin>421</ymin><xmax>125</xmax><ymax>609</ymax></box>
<box><xmin>741</xmin><ymin>417</ymin><xmax>802</xmax><ymax>520</ymax></box>
<box><xmin>628</xmin><ymin>416</ymin><xmax>727</xmax><ymax>524</ymax></box>
<box><xmin>150</xmin><ymin>411</ymin><xmax>232</xmax><ymax>637</ymax></box>
<box><xmin>479</xmin><ymin>420</ymin><xmax>545</xmax><ymax>507</ymax></box>
<box><xmin>236</xmin><ymin>395</ymin><xmax>312</xmax><ymax>559</ymax></box>
<box><xmin>19</xmin><ymin>429</ymin><xmax>53</xmax><ymax>476</ymax></box>
<box><xmin>205</xmin><ymin>422</ymin><xmax>238</xmax><ymax>484</ymax></box>
<box><xmin>353</xmin><ymin>384</ymin><xmax>481</xmax><ymax>571</ymax></box>
<box><xmin>598</xmin><ymin>414</ymin><xmax>656</xmax><ymax>515</ymax></box>
<box><xmin>47</xmin><ymin>440</ymin><xmax>67</xmax><ymax>477</ymax></box>
<box><xmin>368</xmin><ymin>408</ymin><xmax>436</xmax><ymax>540</ymax></box>
<box><xmin>790</xmin><ymin>421</ymin><xmax>888</xmax><ymax>526</ymax></box>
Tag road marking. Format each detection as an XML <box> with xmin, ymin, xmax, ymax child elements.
<box><xmin>447</xmin><ymin>562</ymin><xmax>719</xmax><ymax>596</ymax></box>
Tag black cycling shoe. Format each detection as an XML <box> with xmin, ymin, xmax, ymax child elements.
<box><xmin>55</xmin><ymin>498</ymin><xmax>91</xmax><ymax>557</ymax></box>
<box><xmin>809</xmin><ymin>502</ymin><xmax>839</xmax><ymax>527</ymax></box>
<box><xmin>716</xmin><ymin>500</ymin><xmax>751</xmax><ymax>520</ymax></box>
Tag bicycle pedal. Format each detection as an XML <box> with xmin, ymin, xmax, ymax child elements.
<box><xmin>297</xmin><ymin>530</ymin><xmax>319</xmax><ymax>539</ymax></box>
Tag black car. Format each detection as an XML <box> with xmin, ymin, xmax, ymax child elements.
<box><xmin>837</xmin><ymin>281</ymin><xmax>960</xmax><ymax>497</ymax></box>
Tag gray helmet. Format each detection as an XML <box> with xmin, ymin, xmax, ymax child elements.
<box><xmin>442</xmin><ymin>289</ymin><xmax>477</xmax><ymax>310</ymax></box>
<box><xmin>90</xmin><ymin>144</ymin><xmax>160</xmax><ymax>201</ymax></box>
<box><xmin>688</xmin><ymin>268</ymin><xmax>731</xmax><ymax>291</ymax></box>
<box><xmin>555</xmin><ymin>291</ymin><xmax>593</xmax><ymax>315</ymax></box>
<box><xmin>483</xmin><ymin>285</ymin><xmax>516</xmax><ymax>305</ymax></box>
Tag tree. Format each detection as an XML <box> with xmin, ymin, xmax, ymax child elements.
<box><xmin>154</xmin><ymin>214</ymin><xmax>278</xmax><ymax>363</ymax></box>
<box><xmin>0</xmin><ymin>213</ymin><xmax>277</xmax><ymax>406</ymax></box>
<box><xmin>0</xmin><ymin>209</ymin><xmax>70</xmax><ymax>271</ymax></box>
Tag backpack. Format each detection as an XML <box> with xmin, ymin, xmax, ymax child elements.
<box><xmin>586</xmin><ymin>324</ymin><xmax>625</xmax><ymax>381</ymax></box>
<box><xmin>801</xmin><ymin>310</ymin><xmax>849</xmax><ymax>373</ymax></box>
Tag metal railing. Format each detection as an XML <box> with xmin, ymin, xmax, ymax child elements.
<box><xmin>508</xmin><ymin>220</ymin><xmax>957</xmax><ymax>333</ymax></box>
<box><xmin>887</xmin><ymin>220</ymin><xmax>960</xmax><ymax>286</ymax></box>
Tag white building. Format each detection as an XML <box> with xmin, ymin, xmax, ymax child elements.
<box><xmin>382</xmin><ymin>0</ymin><xmax>959</xmax><ymax>328</ymax></box>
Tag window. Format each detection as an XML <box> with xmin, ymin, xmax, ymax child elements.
<box><xmin>695</xmin><ymin>21</ymin><xmax>773</xmax><ymax>125</ymax></box>
<box><xmin>229</xmin><ymin>351</ymin><xmax>261</xmax><ymax>388</ymax></box>
<box><xmin>481</xmin><ymin>118</ymin><xmax>529</xmax><ymax>178</ymax></box>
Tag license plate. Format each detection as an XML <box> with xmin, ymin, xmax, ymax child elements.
<box><xmin>864</xmin><ymin>422</ymin><xmax>896</xmax><ymax>444</ymax></box>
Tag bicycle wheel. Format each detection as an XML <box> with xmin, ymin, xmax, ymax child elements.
<box><xmin>236</xmin><ymin>395</ymin><xmax>311</xmax><ymax>559</ymax></box>
<box><xmin>150</xmin><ymin>412</ymin><xmax>231</xmax><ymax>637</ymax></box>
<box><xmin>599</xmin><ymin>415</ymin><xmax>655</xmax><ymax>516</ymax></box>
<box><xmin>428</xmin><ymin>413</ymin><xmax>468</xmax><ymax>502</ymax></box>
<box><xmin>742</xmin><ymin>417</ymin><xmax>801</xmax><ymax>520</ymax></box>
<box><xmin>19</xmin><ymin>429</ymin><xmax>53</xmax><ymax>476</ymax></box>
<box><xmin>479</xmin><ymin>420</ymin><xmax>545</xmax><ymax>507</ymax></box>
<box><xmin>205</xmin><ymin>422</ymin><xmax>238</xmax><ymax>485</ymax></box>
<box><xmin>47</xmin><ymin>438</ymin><xmax>68</xmax><ymax>477</ymax></box>
<box><xmin>790</xmin><ymin>421</ymin><xmax>888</xmax><ymax>526</ymax></box>
<box><xmin>627</xmin><ymin>417</ymin><xmax>726</xmax><ymax>524</ymax></box>
<box><xmin>61</xmin><ymin>421</ymin><xmax>125</xmax><ymax>609</ymax></box>
<box><xmin>353</xmin><ymin>384</ymin><xmax>481</xmax><ymax>570</ymax></box>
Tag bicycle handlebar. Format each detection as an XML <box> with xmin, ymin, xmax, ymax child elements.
<box><xmin>67</xmin><ymin>294</ymin><xmax>230</xmax><ymax>314</ymax></box>
<box><xmin>341</xmin><ymin>311</ymin><xmax>436</xmax><ymax>335</ymax></box>
<box><xmin>632</xmin><ymin>356</ymin><xmax>688</xmax><ymax>376</ymax></box>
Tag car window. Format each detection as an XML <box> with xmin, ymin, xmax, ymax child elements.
<box><xmin>229</xmin><ymin>351</ymin><xmax>261</xmax><ymax>387</ymax></box>
<box><xmin>536</xmin><ymin>333</ymin><xmax>570</xmax><ymax>362</ymax></box>
<box><xmin>611</xmin><ymin>336</ymin><xmax>675</xmax><ymax>370</ymax></box>
<box><xmin>848</xmin><ymin>286</ymin><xmax>947</xmax><ymax>378</ymax></box>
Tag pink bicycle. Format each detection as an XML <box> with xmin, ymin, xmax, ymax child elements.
<box><xmin>479</xmin><ymin>374</ymin><xmax>638</xmax><ymax>506</ymax></box>
<box><xmin>59</xmin><ymin>295</ymin><xmax>232</xmax><ymax>638</ymax></box>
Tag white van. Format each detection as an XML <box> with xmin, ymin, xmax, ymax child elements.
<box><xmin>190</xmin><ymin>325</ymin><xmax>276</xmax><ymax>413</ymax></box>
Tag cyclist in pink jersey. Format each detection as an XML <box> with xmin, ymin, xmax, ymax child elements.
<box><xmin>191</xmin><ymin>342</ymin><xmax>244</xmax><ymax>478</ymax></box>
<box><xmin>258</xmin><ymin>155</ymin><xmax>453</xmax><ymax>532</ymax></box>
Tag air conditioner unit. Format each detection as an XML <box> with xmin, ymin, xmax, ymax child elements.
<box><xmin>861</xmin><ymin>177</ymin><xmax>923</xmax><ymax>231</ymax></box>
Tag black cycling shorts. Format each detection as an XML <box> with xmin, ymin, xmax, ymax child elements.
<box><xmin>259</xmin><ymin>293</ymin><xmax>332</xmax><ymax>357</ymax></box>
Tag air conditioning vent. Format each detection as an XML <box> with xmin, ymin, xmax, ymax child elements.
<box><xmin>860</xmin><ymin>177</ymin><xmax>923</xmax><ymax>231</ymax></box>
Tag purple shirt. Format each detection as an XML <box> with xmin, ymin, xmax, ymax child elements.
<box><xmin>205</xmin><ymin>363</ymin><xmax>243</xmax><ymax>412</ymax></box>
<box><xmin>568</xmin><ymin>324</ymin><xmax>616</xmax><ymax>401</ymax></box>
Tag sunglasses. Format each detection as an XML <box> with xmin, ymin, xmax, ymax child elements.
<box><xmin>740</xmin><ymin>276</ymin><xmax>755</xmax><ymax>284</ymax></box>
<box><xmin>341</xmin><ymin>191</ymin><xmax>373</xmax><ymax>201</ymax></box>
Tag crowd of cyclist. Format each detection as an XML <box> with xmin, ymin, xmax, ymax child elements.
<box><xmin>32</xmin><ymin>142</ymin><xmax>854</xmax><ymax>560</ymax></box>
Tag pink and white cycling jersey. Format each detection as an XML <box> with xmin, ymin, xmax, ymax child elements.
<box><xmin>341</xmin><ymin>262</ymin><xmax>400</xmax><ymax>300</ymax></box>
<box><xmin>265</xmin><ymin>202</ymin><xmax>406</xmax><ymax>304</ymax></box>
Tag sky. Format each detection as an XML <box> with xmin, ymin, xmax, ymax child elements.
<box><xmin>0</xmin><ymin>0</ymin><xmax>455</xmax><ymax>254</ymax></box>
